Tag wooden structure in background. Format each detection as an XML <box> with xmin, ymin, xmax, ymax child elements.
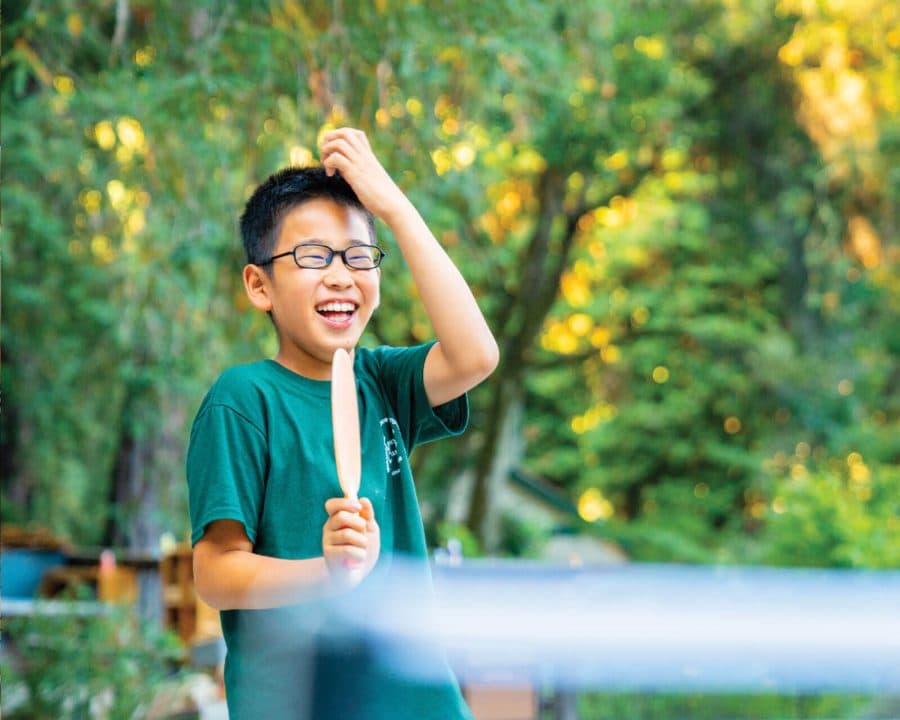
<box><xmin>159</xmin><ymin>543</ymin><xmax>221</xmax><ymax>644</ymax></box>
<box><xmin>39</xmin><ymin>564</ymin><xmax>138</xmax><ymax>603</ymax></box>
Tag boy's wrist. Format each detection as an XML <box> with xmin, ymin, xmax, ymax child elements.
<box><xmin>324</xmin><ymin>557</ymin><xmax>366</xmax><ymax>593</ymax></box>
<box><xmin>378</xmin><ymin>193</ymin><xmax>418</xmax><ymax>231</ymax></box>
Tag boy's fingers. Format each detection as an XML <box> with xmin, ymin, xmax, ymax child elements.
<box><xmin>325</xmin><ymin>497</ymin><xmax>361</xmax><ymax>516</ymax></box>
<box><xmin>328</xmin><ymin>527</ymin><xmax>368</xmax><ymax>548</ymax></box>
<box><xmin>323</xmin><ymin>127</ymin><xmax>367</xmax><ymax>149</ymax></box>
<box><xmin>327</xmin><ymin>511</ymin><xmax>366</xmax><ymax>532</ymax></box>
<box><xmin>337</xmin><ymin>546</ymin><xmax>367</xmax><ymax>563</ymax></box>
<box><xmin>322</xmin><ymin>151</ymin><xmax>349</xmax><ymax>177</ymax></box>
<box><xmin>320</xmin><ymin>137</ymin><xmax>354</xmax><ymax>156</ymax></box>
<box><xmin>320</xmin><ymin>144</ymin><xmax>352</xmax><ymax>168</ymax></box>
<box><xmin>322</xmin><ymin>128</ymin><xmax>352</xmax><ymax>144</ymax></box>
<box><xmin>347</xmin><ymin>127</ymin><xmax>369</xmax><ymax>150</ymax></box>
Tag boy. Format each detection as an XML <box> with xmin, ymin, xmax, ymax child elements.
<box><xmin>187</xmin><ymin>127</ymin><xmax>498</xmax><ymax>718</ymax></box>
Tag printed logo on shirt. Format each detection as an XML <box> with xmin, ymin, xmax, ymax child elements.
<box><xmin>380</xmin><ymin>417</ymin><xmax>405</xmax><ymax>476</ymax></box>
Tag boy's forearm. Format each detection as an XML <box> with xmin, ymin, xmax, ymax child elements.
<box><xmin>195</xmin><ymin>548</ymin><xmax>334</xmax><ymax>610</ymax></box>
<box><xmin>317</xmin><ymin>126</ymin><xmax>497</xmax><ymax>390</ymax></box>
<box><xmin>383</xmin><ymin>198</ymin><xmax>499</xmax><ymax>374</ymax></box>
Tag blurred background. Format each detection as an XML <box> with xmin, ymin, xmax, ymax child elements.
<box><xmin>2</xmin><ymin>1</ymin><xmax>898</xmax><ymax>718</ymax></box>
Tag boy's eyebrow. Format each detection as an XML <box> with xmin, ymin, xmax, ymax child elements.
<box><xmin>294</xmin><ymin>238</ymin><xmax>370</xmax><ymax>247</ymax></box>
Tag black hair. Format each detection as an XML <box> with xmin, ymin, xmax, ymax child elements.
<box><xmin>239</xmin><ymin>166</ymin><xmax>376</xmax><ymax>267</ymax></box>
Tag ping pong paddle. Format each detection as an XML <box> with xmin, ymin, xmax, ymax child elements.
<box><xmin>331</xmin><ymin>347</ymin><xmax>361</xmax><ymax>501</ymax></box>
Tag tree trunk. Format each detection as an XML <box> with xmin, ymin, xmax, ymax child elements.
<box><xmin>780</xmin><ymin>216</ymin><xmax>822</xmax><ymax>350</ymax></box>
<box><xmin>104</xmin><ymin>398</ymin><xmax>163</xmax><ymax>551</ymax></box>
<box><xmin>466</xmin><ymin>381</ymin><xmax>524</xmax><ymax>551</ymax></box>
<box><xmin>109</xmin><ymin>0</ymin><xmax>130</xmax><ymax>66</ymax></box>
<box><xmin>464</xmin><ymin>165</ymin><xmax>641</xmax><ymax>551</ymax></box>
<box><xmin>465</xmin><ymin>167</ymin><xmax>576</xmax><ymax>551</ymax></box>
<box><xmin>0</xmin><ymin>343</ymin><xmax>34</xmax><ymax>518</ymax></box>
<box><xmin>1</xmin><ymin>403</ymin><xmax>33</xmax><ymax>515</ymax></box>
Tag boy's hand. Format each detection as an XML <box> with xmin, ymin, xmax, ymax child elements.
<box><xmin>322</xmin><ymin>496</ymin><xmax>380</xmax><ymax>589</ymax></box>
<box><xmin>319</xmin><ymin>128</ymin><xmax>409</xmax><ymax>222</ymax></box>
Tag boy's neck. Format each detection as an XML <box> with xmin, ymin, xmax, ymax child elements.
<box><xmin>274</xmin><ymin>346</ymin><xmax>354</xmax><ymax>381</ymax></box>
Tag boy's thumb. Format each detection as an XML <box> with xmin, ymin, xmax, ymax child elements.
<box><xmin>359</xmin><ymin>497</ymin><xmax>375</xmax><ymax>521</ymax></box>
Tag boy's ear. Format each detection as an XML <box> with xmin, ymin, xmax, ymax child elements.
<box><xmin>243</xmin><ymin>264</ymin><xmax>273</xmax><ymax>313</ymax></box>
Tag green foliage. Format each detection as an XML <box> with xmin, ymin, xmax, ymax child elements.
<box><xmin>757</xmin><ymin>463</ymin><xmax>900</xmax><ymax>569</ymax></box>
<box><xmin>497</xmin><ymin>511</ymin><xmax>553</xmax><ymax>558</ymax></box>
<box><xmin>578</xmin><ymin>691</ymin><xmax>896</xmax><ymax>720</ymax></box>
<box><xmin>436</xmin><ymin>521</ymin><xmax>482</xmax><ymax>558</ymax></box>
<box><xmin>3</xmin><ymin>6</ymin><xmax>898</xmax><ymax>718</ymax></box>
<box><xmin>1</xmin><ymin>597</ymin><xmax>184</xmax><ymax>719</ymax></box>
<box><xmin>2</xmin><ymin>0</ymin><xmax>898</xmax><ymax>570</ymax></box>
<box><xmin>518</xmin><ymin>0</ymin><xmax>899</xmax><ymax>567</ymax></box>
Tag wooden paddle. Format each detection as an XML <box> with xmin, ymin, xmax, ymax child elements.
<box><xmin>331</xmin><ymin>347</ymin><xmax>361</xmax><ymax>502</ymax></box>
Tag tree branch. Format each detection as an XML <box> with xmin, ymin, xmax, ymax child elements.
<box><xmin>109</xmin><ymin>0</ymin><xmax>130</xmax><ymax>67</ymax></box>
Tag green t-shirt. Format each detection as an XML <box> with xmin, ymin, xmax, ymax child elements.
<box><xmin>187</xmin><ymin>342</ymin><xmax>473</xmax><ymax>719</ymax></box>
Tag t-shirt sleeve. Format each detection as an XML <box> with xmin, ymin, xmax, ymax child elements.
<box><xmin>186</xmin><ymin>403</ymin><xmax>268</xmax><ymax>546</ymax></box>
<box><xmin>373</xmin><ymin>342</ymin><xmax>469</xmax><ymax>450</ymax></box>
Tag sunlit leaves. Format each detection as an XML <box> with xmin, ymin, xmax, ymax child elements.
<box><xmin>2</xmin><ymin>0</ymin><xmax>897</xmax><ymax>565</ymax></box>
<box><xmin>760</xmin><ymin>461</ymin><xmax>900</xmax><ymax>568</ymax></box>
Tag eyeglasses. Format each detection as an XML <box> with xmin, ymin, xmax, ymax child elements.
<box><xmin>258</xmin><ymin>242</ymin><xmax>386</xmax><ymax>270</ymax></box>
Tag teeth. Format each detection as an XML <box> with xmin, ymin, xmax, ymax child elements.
<box><xmin>317</xmin><ymin>302</ymin><xmax>356</xmax><ymax>313</ymax></box>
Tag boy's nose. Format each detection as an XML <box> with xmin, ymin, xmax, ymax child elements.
<box><xmin>323</xmin><ymin>256</ymin><xmax>354</xmax><ymax>287</ymax></box>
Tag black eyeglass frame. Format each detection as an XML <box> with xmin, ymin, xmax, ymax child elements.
<box><xmin>257</xmin><ymin>242</ymin><xmax>386</xmax><ymax>270</ymax></box>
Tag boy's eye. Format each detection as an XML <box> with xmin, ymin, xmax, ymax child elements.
<box><xmin>346</xmin><ymin>247</ymin><xmax>374</xmax><ymax>263</ymax></box>
<box><xmin>296</xmin><ymin>246</ymin><xmax>329</xmax><ymax>264</ymax></box>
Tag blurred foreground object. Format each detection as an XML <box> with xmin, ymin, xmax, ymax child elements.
<box><xmin>323</xmin><ymin>559</ymin><xmax>900</xmax><ymax>694</ymax></box>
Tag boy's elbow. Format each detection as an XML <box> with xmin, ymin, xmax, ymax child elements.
<box><xmin>194</xmin><ymin>578</ymin><xmax>225</xmax><ymax>611</ymax></box>
<box><xmin>193</xmin><ymin>546</ymin><xmax>238</xmax><ymax>611</ymax></box>
<box><xmin>468</xmin><ymin>337</ymin><xmax>500</xmax><ymax>385</ymax></box>
<box><xmin>192</xmin><ymin>519</ymin><xmax>254</xmax><ymax>610</ymax></box>
<box><xmin>193</xmin><ymin>554</ymin><xmax>222</xmax><ymax>609</ymax></box>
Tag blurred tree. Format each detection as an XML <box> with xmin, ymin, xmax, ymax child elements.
<box><xmin>2</xmin><ymin>0</ymin><xmax>282</xmax><ymax>546</ymax></box>
<box><xmin>2</xmin><ymin>0</ymin><xmax>897</xmax><ymax>564</ymax></box>
<box><xmin>546</xmin><ymin>0</ymin><xmax>900</xmax><ymax>561</ymax></box>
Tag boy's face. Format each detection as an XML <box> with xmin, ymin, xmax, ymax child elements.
<box><xmin>248</xmin><ymin>197</ymin><xmax>380</xmax><ymax>379</ymax></box>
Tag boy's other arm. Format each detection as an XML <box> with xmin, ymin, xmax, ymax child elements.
<box><xmin>193</xmin><ymin>520</ymin><xmax>330</xmax><ymax>610</ymax></box>
<box><xmin>193</xmin><ymin>497</ymin><xmax>379</xmax><ymax>610</ymax></box>
<box><xmin>320</xmin><ymin>129</ymin><xmax>500</xmax><ymax>407</ymax></box>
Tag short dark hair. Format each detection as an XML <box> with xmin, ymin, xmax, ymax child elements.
<box><xmin>239</xmin><ymin>166</ymin><xmax>376</xmax><ymax>267</ymax></box>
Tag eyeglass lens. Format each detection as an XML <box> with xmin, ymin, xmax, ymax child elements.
<box><xmin>294</xmin><ymin>244</ymin><xmax>382</xmax><ymax>269</ymax></box>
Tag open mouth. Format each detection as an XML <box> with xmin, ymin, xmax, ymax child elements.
<box><xmin>316</xmin><ymin>301</ymin><xmax>358</xmax><ymax>325</ymax></box>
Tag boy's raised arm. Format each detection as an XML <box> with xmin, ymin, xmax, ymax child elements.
<box><xmin>320</xmin><ymin>128</ymin><xmax>500</xmax><ymax>407</ymax></box>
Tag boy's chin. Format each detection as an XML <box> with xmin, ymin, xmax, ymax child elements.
<box><xmin>316</xmin><ymin>335</ymin><xmax>361</xmax><ymax>361</ymax></box>
<box><xmin>324</xmin><ymin>341</ymin><xmax>357</xmax><ymax>359</ymax></box>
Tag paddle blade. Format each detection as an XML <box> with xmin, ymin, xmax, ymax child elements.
<box><xmin>331</xmin><ymin>348</ymin><xmax>361</xmax><ymax>500</ymax></box>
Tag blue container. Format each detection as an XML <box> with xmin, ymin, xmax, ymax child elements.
<box><xmin>1</xmin><ymin>549</ymin><xmax>65</xmax><ymax>598</ymax></box>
